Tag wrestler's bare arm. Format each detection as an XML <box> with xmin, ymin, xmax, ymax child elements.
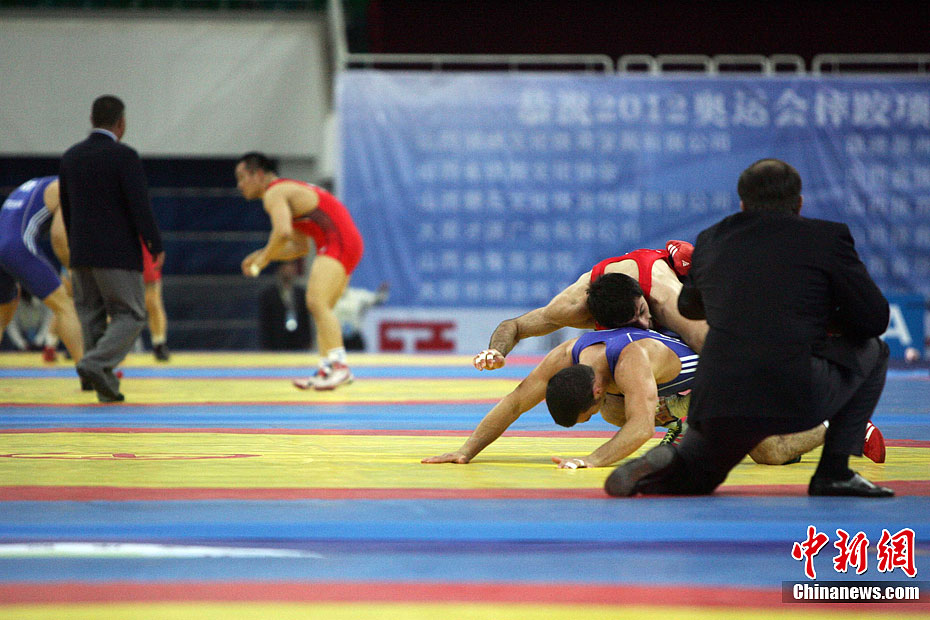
<box><xmin>553</xmin><ymin>341</ymin><xmax>668</xmax><ymax>468</ymax></box>
<box><xmin>647</xmin><ymin>265</ymin><xmax>707</xmax><ymax>354</ymax></box>
<box><xmin>243</xmin><ymin>189</ymin><xmax>310</xmax><ymax>275</ymax></box>
<box><xmin>475</xmin><ymin>273</ymin><xmax>596</xmax><ymax>370</ymax></box>
<box><xmin>426</xmin><ymin>342</ymin><xmax>574</xmax><ymax>463</ymax></box>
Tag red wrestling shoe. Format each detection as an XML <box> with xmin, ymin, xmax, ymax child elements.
<box><xmin>665</xmin><ymin>240</ymin><xmax>694</xmax><ymax>277</ymax></box>
<box><xmin>862</xmin><ymin>421</ymin><xmax>886</xmax><ymax>464</ymax></box>
<box><xmin>42</xmin><ymin>345</ymin><xmax>57</xmax><ymax>363</ymax></box>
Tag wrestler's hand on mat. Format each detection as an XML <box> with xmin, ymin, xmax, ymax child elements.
<box><xmin>421</xmin><ymin>452</ymin><xmax>471</xmax><ymax>464</ymax></box>
<box><xmin>552</xmin><ymin>456</ymin><xmax>589</xmax><ymax>469</ymax></box>
<box><xmin>473</xmin><ymin>349</ymin><xmax>505</xmax><ymax>371</ymax></box>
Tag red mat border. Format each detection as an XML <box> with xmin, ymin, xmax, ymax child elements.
<box><xmin>2</xmin><ymin>428</ymin><xmax>927</xmax><ymax>448</ymax></box>
<box><xmin>2</xmin><ymin>480</ymin><xmax>927</xmax><ymax>501</ymax></box>
<box><xmin>2</xmin><ymin>580</ymin><xmax>926</xmax><ymax>609</ymax></box>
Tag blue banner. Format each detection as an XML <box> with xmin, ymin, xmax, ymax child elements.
<box><xmin>338</xmin><ymin>72</ymin><xmax>930</xmax><ymax>308</ymax></box>
<box><xmin>883</xmin><ymin>294</ymin><xmax>926</xmax><ymax>359</ymax></box>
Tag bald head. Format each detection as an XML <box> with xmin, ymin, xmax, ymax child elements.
<box><xmin>738</xmin><ymin>158</ymin><xmax>802</xmax><ymax>214</ymax></box>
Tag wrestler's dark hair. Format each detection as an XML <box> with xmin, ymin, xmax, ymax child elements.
<box><xmin>586</xmin><ymin>273</ymin><xmax>643</xmax><ymax>329</ymax></box>
<box><xmin>546</xmin><ymin>364</ymin><xmax>597</xmax><ymax>428</ymax></box>
<box><xmin>91</xmin><ymin>95</ymin><xmax>124</xmax><ymax>128</ymax></box>
<box><xmin>238</xmin><ymin>152</ymin><xmax>278</xmax><ymax>175</ymax></box>
<box><xmin>738</xmin><ymin>158</ymin><xmax>802</xmax><ymax>214</ymax></box>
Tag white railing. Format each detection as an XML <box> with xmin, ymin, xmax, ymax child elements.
<box><xmin>326</xmin><ymin>0</ymin><xmax>349</xmax><ymax>73</ymax></box>
<box><xmin>812</xmin><ymin>53</ymin><xmax>930</xmax><ymax>75</ymax></box>
<box><xmin>343</xmin><ymin>53</ymin><xmax>615</xmax><ymax>72</ymax></box>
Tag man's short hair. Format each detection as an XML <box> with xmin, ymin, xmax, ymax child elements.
<box><xmin>91</xmin><ymin>95</ymin><xmax>124</xmax><ymax>128</ymax></box>
<box><xmin>586</xmin><ymin>272</ymin><xmax>643</xmax><ymax>329</ymax></box>
<box><xmin>737</xmin><ymin>158</ymin><xmax>802</xmax><ymax>213</ymax></box>
<box><xmin>238</xmin><ymin>152</ymin><xmax>278</xmax><ymax>175</ymax></box>
<box><xmin>546</xmin><ymin>364</ymin><xmax>597</xmax><ymax>427</ymax></box>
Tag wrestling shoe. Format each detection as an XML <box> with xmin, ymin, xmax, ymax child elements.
<box><xmin>42</xmin><ymin>345</ymin><xmax>57</xmax><ymax>363</ymax></box>
<box><xmin>293</xmin><ymin>368</ymin><xmax>325</xmax><ymax>390</ymax></box>
<box><xmin>153</xmin><ymin>343</ymin><xmax>171</xmax><ymax>362</ymax></box>
<box><xmin>659</xmin><ymin>418</ymin><xmax>685</xmax><ymax>446</ymax></box>
<box><xmin>862</xmin><ymin>421</ymin><xmax>886</xmax><ymax>464</ymax></box>
<box><xmin>293</xmin><ymin>363</ymin><xmax>354</xmax><ymax>391</ymax></box>
<box><xmin>311</xmin><ymin>362</ymin><xmax>353</xmax><ymax>390</ymax></box>
<box><xmin>655</xmin><ymin>393</ymin><xmax>690</xmax><ymax>426</ymax></box>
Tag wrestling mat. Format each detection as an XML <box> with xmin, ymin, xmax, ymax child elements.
<box><xmin>1</xmin><ymin>351</ymin><xmax>928</xmax><ymax>618</ymax></box>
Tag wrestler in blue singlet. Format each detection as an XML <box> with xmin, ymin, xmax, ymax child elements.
<box><xmin>571</xmin><ymin>327</ymin><xmax>698</xmax><ymax>396</ymax></box>
<box><xmin>0</xmin><ymin>176</ymin><xmax>61</xmax><ymax>303</ymax></box>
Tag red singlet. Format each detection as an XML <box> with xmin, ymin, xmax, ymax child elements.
<box><xmin>141</xmin><ymin>240</ymin><xmax>161</xmax><ymax>284</ymax></box>
<box><xmin>268</xmin><ymin>179</ymin><xmax>364</xmax><ymax>274</ymax></box>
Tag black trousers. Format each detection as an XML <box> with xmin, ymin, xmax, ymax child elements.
<box><xmin>640</xmin><ymin>337</ymin><xmax>889</xmax><ymax>495</ymax></box>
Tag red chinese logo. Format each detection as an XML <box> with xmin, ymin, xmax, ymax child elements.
<box><xmin>876</xmin><ymin>528</ymin><xmax>917</xmax><ymax>578</ymax></box>
<box><xmin>791</xmin><ymin>525</ymin><xmax>830</xmax><ymax>579</ymax></box>
<box><xmin>793</xmin><ymin>526</ymin><xmax>918</xmax><ymax>580</ymax></box>
<box><xmin>833</xmin><ymin>529</ymin><xmax>870</xmax><ymax>575</ymax></box>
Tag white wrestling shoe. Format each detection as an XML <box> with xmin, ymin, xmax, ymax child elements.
<box><xmin>293</xmin><ymin>362</ymin><xmax>354</xmax><ymax>391</ymax></box>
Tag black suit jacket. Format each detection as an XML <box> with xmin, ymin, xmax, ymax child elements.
<box><xmin>59</xmin><ymin>131</ymin><xmax>163</xmax><ymax>270</ymax></box>
<box><xmin>678</xmin><ymin>210</ymin><xmax>888</xmax><ymax>424</ymax></box>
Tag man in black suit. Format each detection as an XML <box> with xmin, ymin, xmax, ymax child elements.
<box><xmin>605</xmin><ymin>159</ymin><xmax>892</xmax><ymax>498</ymax></box>
<box><xmin>59</xmin><ymin>95</ymin><xmax>164</xmax><ymax>402</ymax></box>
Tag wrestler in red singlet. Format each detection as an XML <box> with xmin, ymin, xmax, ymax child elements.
<box><xmin>141</xmin><ymin>241</ymin><xmax>161</xmax><ymax>285</ymax></box>
<box><xmin>589</xmin><ymin>248</ymin><xmax>673</xmax><ymax>298</ymax></box>
<box><xmin>267</xmin><ymin>179</ymin><xmax>364</xmax><ymax>275</ymax></box>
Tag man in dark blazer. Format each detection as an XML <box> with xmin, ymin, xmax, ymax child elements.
<box><xmin>605</xmin><ymin>159</ymin><xmax>892</xmax><ymax>498</ymax></box>
<box><xmin>59</xmin><ymin>95</ymin><xmax>164</xmax><ymax>402</ymax></box>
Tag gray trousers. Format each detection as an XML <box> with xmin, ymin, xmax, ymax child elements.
<box><xmin>72</xmin><ymin>266</ymin><xmax>146</xmax><ymax>380</ymax></box>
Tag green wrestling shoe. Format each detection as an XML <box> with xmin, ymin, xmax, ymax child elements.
<box><xmin>659</xmin><ymin>417</ymin><xmax>686</xmax><ymax>445</ymax></box>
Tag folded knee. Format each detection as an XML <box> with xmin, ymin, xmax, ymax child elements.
<box><xmin>749</xmin><ymin>441</ymin><xmax>786</xmax><ymax>465</ymax></box>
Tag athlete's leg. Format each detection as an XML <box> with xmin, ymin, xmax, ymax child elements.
<box><xmin>145</xmin><ymin>280</ymin><xmax>170</xmax><ymax>361</ymax></box>
<box><xmin>749</xmin><ymin>424</ymin><xmax>826</xmax><ymax>465</ymax></box>
<box><xmin>0</xmin><ymin>268</ymin><xmax>18</xmax><ymax>334</ymax></box>
<box><xmin>43</xmin><ymin>270</ymin><xmax>72</xmax><ymax>361</ymax></box>
<box><xmin>292</xmin><ymin>255</ymin><xmax>353</xmax><ymax>390</ymax></box>
<box><xmin>0</xmin><ymin>297</ymin><xmax>18</xmax><ymax>334</ymax></box>
<box><xmin>652</xmin><ymin>302</ymin><xmax>707</xmax><ymax>354</ymax></box>
<box><xmin>304</xmin><ymin>255</ymin><xmax>350</xmax><ymax>357</ymax></box>
<box><xmin>144</xmin><ymin>280</ymin><xmax>167</xmax><ymax>342</ymax></box>
<box><xmin>41</xmin><ymin>283</ymin><xmax>84</xmax><ymax>363</ymax></box>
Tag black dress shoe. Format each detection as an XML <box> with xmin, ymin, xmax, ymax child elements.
<box><xmin>97</xmin><ymin>391</ymin><xmax>125</xmax><ymax>403</ymax></box>
<box><xmin>808</xmin><ymin>472</ymin><xmax>894</xmax><ymax>497</ymax></box>
<box><xmin>605</xmin><ymin>444</ymin><xmax>677</xmax><ymax>497</ymax></box>
<box><xmin>76</xmin><ymin>364</ymin><xmax>122</xmax><ymax>402</ymax></box>
<box><xmin>153</xmin><ymin>343</ymin><xmax>170</xmax><ymax>362</ymax></box>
